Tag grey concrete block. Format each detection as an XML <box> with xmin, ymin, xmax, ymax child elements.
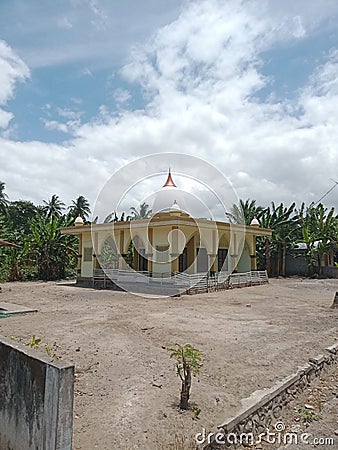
<box><xmin>0</xmin><ymin>336</ymin><xmax>74</xmax><ymax>450</ymax></box>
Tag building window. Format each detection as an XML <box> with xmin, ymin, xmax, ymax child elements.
<box><xmin>138</xmin><ymin>249</ymin><xmax>148</xmax><ymax>271</ymax></box>
<box><xmin>218</xmin><ymin>249</ymin><xmax>228</xmax><ymax>271</ymax></box>
<box><xmin>179</xmin><ymin>247</ymin><xmax>188</xmax><ymax>272</ymax></box>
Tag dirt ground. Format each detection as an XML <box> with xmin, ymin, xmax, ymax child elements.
<box><xmin>0</xmin><ymin>278</ymin><xmax>337</xmax><ymax>450</ymax></box>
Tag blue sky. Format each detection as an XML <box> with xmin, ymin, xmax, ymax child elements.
<box><xmin>1</xmin><ymin>0</ymin><xmax>182</xmax><ymax>143</ymax></box>
<box><xmin>1</xmin><ymin>0</ymin><xmax>338</xmax><ymax>216</ymax></box>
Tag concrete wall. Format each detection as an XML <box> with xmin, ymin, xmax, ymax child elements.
<box><xmin>285</xmin><ymin>252</ymin><xmax>338</xmax><ymax>278</ymax></box>
<box><xmin>322</xmin><ymin>266</ymin><xmax>338</xmax><ymax>278</ymax></box>
<box><xmin>0</xmin><ymin>336</ymin><xmax>74</xmax><ymax>450</ymax></box>
<box><xmin>284</xmin><ymin>252</ymin><xmax>309</xmax><ymax>276</ymax></box>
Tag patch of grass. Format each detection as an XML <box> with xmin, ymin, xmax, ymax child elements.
<box><xmin>298</xmin><ymin>407</ymin><xmax>320</xmax><ymax>424</ymax></box>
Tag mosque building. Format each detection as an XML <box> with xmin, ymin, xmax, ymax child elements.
<box><xmin>61</xmin><ymin>170</ymin><xmax>272</xmax><ymax>288</ymax></box>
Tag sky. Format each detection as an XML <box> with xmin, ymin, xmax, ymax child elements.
<box><xmin>1</xmin><ymin>0</ymin><xmax>338</xmax><ymax>220</ymax></box>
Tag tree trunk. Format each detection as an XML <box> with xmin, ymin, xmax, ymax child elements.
<box><xmin>277</xmin><ymin>244</ymin><xmax>282</xmax><ymax>276</ymax></box>
<box><xmin>282</xmin><ymin>242</ymin><xmax>287</xmax><ymax>277</ymax></box>
<box><xmin>317</xmin><ymin>252</ymin><xmax>322</xmax><ymax>277</ymax></box>
<box><xmin>265</xmin><ymin>238</ymin><xmax>271</xmax><ymax>276</ymax></box>
<box><xmin>8</xmin><ymin>262</ymin><xmax>19</xmax><ymax>281</ymax></box>
<box><xmin>180</xmin><ymin>369</ymin><xmax>191</xmax><ymax>409</ymax></box>
<box><xmin>331</xmin><ymin>292</ymin><xmax>338</xmax><ymax>309</ymax></box>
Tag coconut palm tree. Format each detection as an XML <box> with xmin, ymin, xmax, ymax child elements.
<box><xmin>43</xmin><ymin>194</ymin><xmax>66</xmax><ymax>218</ymax></box>
<box><xmin>68</xmin><ymin>196</ymin><xmax>91</xmax><ymax>220</ymax></box>
<box><xmin>0</xmin><ymin>181</ymin><xmax>9</xmax><ymax>214</ymax></box>
<box><xmin>228</xmin><ymin>199</ymin><xmax>264</xmax><ymax>225</ymax></box>
<box><xmin>129</xmin><ymin>202</ymin><xmax>152</xmax><ymax>220</ymax></box>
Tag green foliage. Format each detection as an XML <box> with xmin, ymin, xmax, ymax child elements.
<box><xmin>191</xmin><ymin>404</ymin><xmax>201</xmax><ymax>418</ymax></box>
<box><xmin>42</xmin><ymin>194</ymin><xmax>66</xmax><ymax>219</ymax></box>
<box><xmin>26</xmin><ymin>335</ymin><xmax>41</xmax><ymax>348</ymax></box>
<box><xmin>44</xmin><ymin>343</ymin><xmax>60</xmax><ymax>360</ymax></box>
<box><xmin>25</xmin><ymin>335</ymin><xmax>59</xmax><ymax>360</ymax></box>
<box><xmin>297</xmin><ymin>407</ymin><xmax>319</xmax><ymax>424</ymax></box>
<box><xmin>68</xmin><ymin>195</ymin><xmax>91</xmax><ymax>220</ymax></box>
<box><xmin>129</xmin><ymin>202</ymin><xmax>152</xmax><ymax>220</ymax></box>
<box><xmin>231</xmin><ymin>198</ymin><xmax>337</xmax><ymax>277</ymax></box>
<box><xmin>29</xmin><ymin>213</ymin><xmax>77</xmax><ymax>280</ymax></box>
<box><xmin>0</xmin><ymin>189</ymin><xmax>80</xmax><ymax>282</ymax></box>
<box><xmin>168</xmin><ymin>343</ymin><xmax>202</xmax><ymax>410</ymax></box>
<box><xmin>259</xmin><ymin>202</ymin><xmax>299</xmax><ymax>276</ymax></box>
<box><xmin>0</xmin><ymin>181</ymin><xmax>9</xmax><ymax>215</ymax></box>
<box><xmin>298</xmin><ymin>203</ymin><xmax>338</xmax><ymax>275</ymax></box>
<box><xmin>169</xmin><ymin>343</ymin><xmax>202</xmax><ymax>377</ymax></box>
<box><xmin>7</xmin><ymin>200</ymin><xmax>39</xmax><ymax>235</ymax></box>
<box><xmin>228</xmin><ymin>199</ymin><xmax>264</xmax><ymax>225</ymax></box>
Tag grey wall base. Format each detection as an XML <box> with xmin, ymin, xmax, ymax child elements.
<box><xmin>0</xmin><ymin>336</ymin><xmax>74</xmax><ymax>450</ymax></box>
<box><xmin>76</xmin><ymin>276</ymin><xmax>125</xmax><ymax>290</ymax></box>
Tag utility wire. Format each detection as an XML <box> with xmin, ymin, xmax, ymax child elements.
<box><xmin>315</xmin><ymin>179</ymin><xmax>338</xmax><ymax>204</ymax></box>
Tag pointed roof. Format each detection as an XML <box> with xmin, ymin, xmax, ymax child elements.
<box><xmin>162</xmin><ymin>168</ymin><xmax>177</xmax><ymax>188</ymax></box>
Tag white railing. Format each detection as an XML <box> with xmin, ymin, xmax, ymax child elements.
<box><xmin>93</xmin><ymin>269</ymin><xmax>268</xmax><ymax>293</ymax></box>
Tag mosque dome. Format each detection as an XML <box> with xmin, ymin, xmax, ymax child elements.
<box><xmin>75</xmin><ymin>214</ymin><xmax>84</xmax><ymax>226</ymax></box>
<box><xmin>170</xmin><ymin>200</ymin><xmax>181</xmax><ymax>211</ymax></box>
<box><xmin>250</xmin><ymin>216</ymin><xmax>260</xmax><ymax>226</ymax></box>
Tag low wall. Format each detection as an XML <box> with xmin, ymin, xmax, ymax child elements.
<box><xmin>322</xmin><ymin>266</ymin><xmax>338</xmax><ymax>278</ymax></box>
<box><xmin>0</xmin><ymin>336</ymin><xmax>74</xmax><ymax>450</ymax></box>
<box><xmin>203</xmin><ymin>343</ymin><xmax>338</xmax><ymax>449</ymax></box>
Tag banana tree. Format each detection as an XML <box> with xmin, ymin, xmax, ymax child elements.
<box><xmin>299</xmin><ymin>203</ymin><xmax>338</xmax><ymax>276</ymax></box>
<box><xmin>29</xmin><ymin>214</ymin><xmax>77</xmax><ymax>280</ymax></box>
<box><xmin>259</xmin><ymin>202</ymin><xmax>298</xmax><ymax>276</ymax></box>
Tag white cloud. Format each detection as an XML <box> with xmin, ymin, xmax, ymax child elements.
<box><xmin>0</xmin><ymin>110</ymin><xmax>13</xmax><ymax>129</ymax></box>
<box><xmin>43</xmin><ymin>120</ymin><xmax>70</xmax><ymax>134</ymax></box>
<box><xmin>0</xmin><ymin>40</ymin><xmax>29</xmax><ymax>104</ymax></box>
<box><xmin>57</xmin><ymin>107</ymin><xmax>82</xmax><ymax>121</ymax></box>
<box><xmin>57</xmin><ymin>16</ymin><xmax>73</xmax><ymax>29</ymax></box>
<box><xmin>292</xmin><ymin>16</ymin><xmax>306</xmax><ymax>38</ymax></box>
<box><xmin>1</xmin><ymin>0</ymin><xmax>338</xmax><ymax>214</ymax></box>
<box><xmin>0</xmin><ymin>40</ymin><xmax>29</xmax><ymax>129</ymax></box>
<box><xmin>113</xmin><ymin>88</ymin><xmax>131</xmax><ymax>105</ymax></box>
<box><xmin>82</xmin><ymin>67</ymin><xmax>93</xmax><ymax>77</ymax></box>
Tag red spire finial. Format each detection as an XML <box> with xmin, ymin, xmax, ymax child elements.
<box><xmin>163</xmin><ymin>168</ymin><xmax>177</xmax><ymax>188</ymax></box>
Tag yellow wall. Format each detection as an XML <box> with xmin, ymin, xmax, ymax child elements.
<box><xmin>81</xmin><ymin>231</ymin><xmax>93</xmax><ymax>277</ymax></box>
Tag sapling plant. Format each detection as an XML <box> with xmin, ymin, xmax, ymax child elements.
<box><xmin>26</xmin><ymin>334</ymin><xmax>41</xmax><ymax>349</ymax></box>
<box><xmin>26</xmin><ymin>335</ymin><xmax>59</xmax><ymax>360</ymax></box>
<box><xmin>168</xmin><ymin>343</ymin><xmax>202</xmax><ymax>410</ymax></box>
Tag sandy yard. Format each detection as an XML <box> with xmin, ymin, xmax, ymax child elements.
<box><xmin>0</xmin><ymin>278</ymin><xmax>337</xmax><ymax>450</ymax></box>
